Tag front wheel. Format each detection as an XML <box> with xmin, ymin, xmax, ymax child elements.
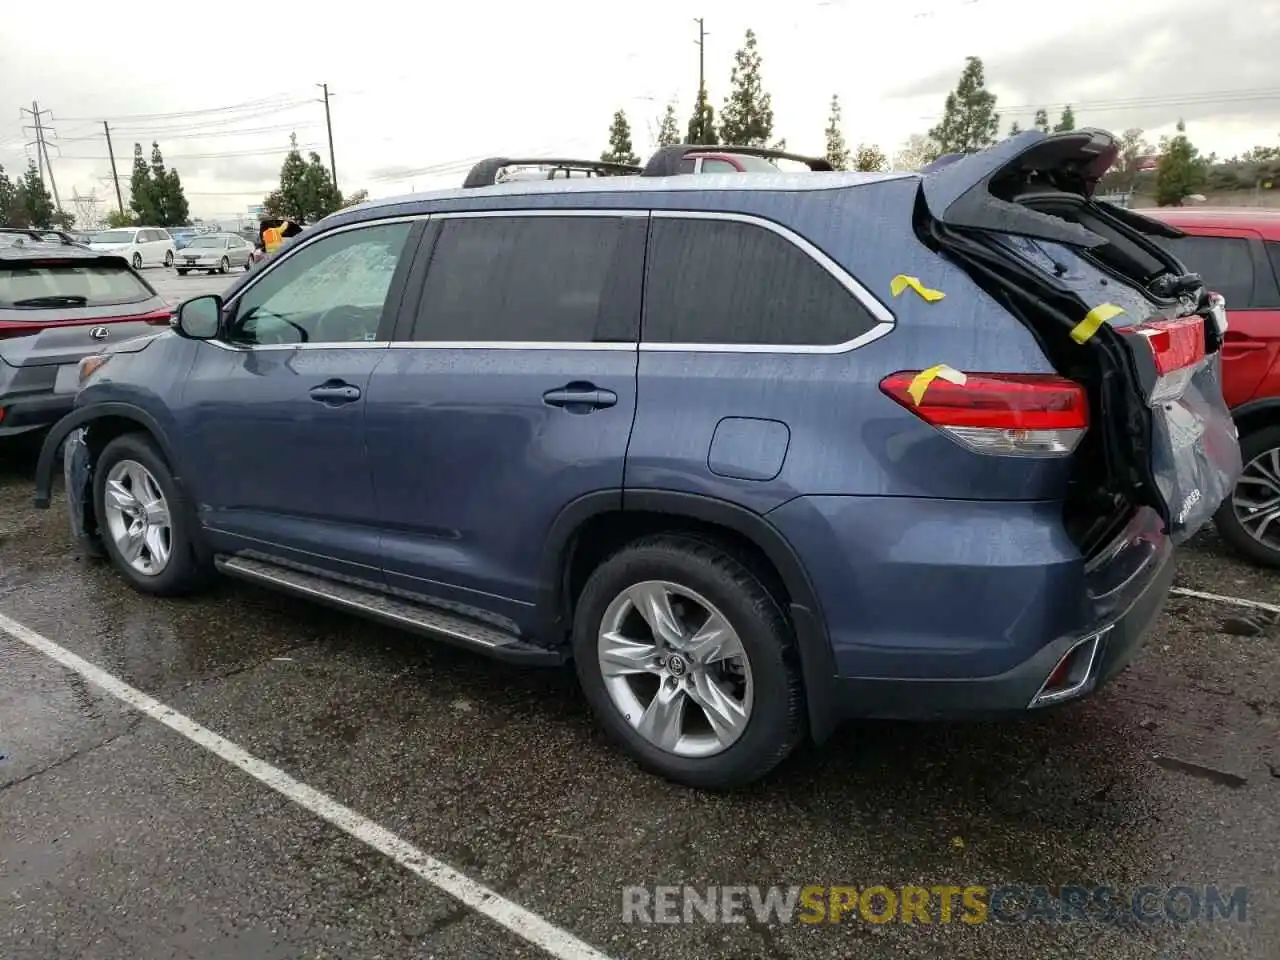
<box><xmin>572</xmin><ymin>535</ymin><xmax>805</xmax><ymax>790</ymax></box>
<box><xmin>131</xmin><ymin>252</ymin><xmax>142</xmax><ymax>270</ymax></box>
<box><xmin>218</xmin><ymin>256</ymin><xmax>229</xmax><ymax>274</ymax></box>
<box><xmin>94</xmin><ymin>432</ymin><xmax>210</xmax><ymax>596</ymax></box>
<box><xmin>163</xmin><ymin>250</ymin><xmax>174</xmax><ymax>268</ymax></box>
<box><xmin>1213</xmin><ymin>423</ymin><xmax>1280</xmax><ymax>568</ymax></box>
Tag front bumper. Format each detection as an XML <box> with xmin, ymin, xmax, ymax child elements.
<box><xmin>177</xmin><ymin>257</ymin><xmax>223</xmax><ymax>269</ymax></box>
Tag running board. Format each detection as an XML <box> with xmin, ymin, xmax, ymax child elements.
<box><xmin>215</xmin><ymin>555</ymin><xmax>562</xmax><ymax>665</ymax></box>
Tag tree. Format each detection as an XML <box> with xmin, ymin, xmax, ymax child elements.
<box><xmin>894</xmin><ymin>133</ymin><xmax>940</xmax><ymax>171</ymax></box>
<box><xmin>1033</xmin><ymin>109</ymin><xmax>1050</xmax><ymax>133</ymax></box>
<box><xmin>1054</xmin><ymin>105</ymin><xmax>1076</xmax><ymax>133</ymax></box>
<box><xmin>160</xmin><ymin>167</ymin><xmax>190</xmax><ymax>227</ymax></box>
<box><xmin>1155</xmin><ymin>120</ymin><xmax>1209</xmax><ymax>206</ymax></box>
<box><xmin>300</xmin><ymin>152</ymin><xmax>343</xmax><ymax>221</ymax></box>
<box><xmin>1009</xmin><ymin>120</ymin><xmax>1022</xmax><ymax>136</ymax></box>
<box><xmin>656</xmin><ymin>102</ymin><xmax>681</xmax><ymax>147</ymax></box>
<box><xmin>719</xmin><ymin>29</ymin><xmax>774</xmax><ymax>146</ymax></box>
<box><xmin>14</xmin><ymin>161</ymin><xmax>55</xmax><ymax>228</ymax></box>
<box><xmin>104</xmin><ymin>209</ymin><xmax>135</xmax><ymax>228</ymax></box>
<box><xmin>601</xmin><ymin>110</ymin><xmax>640</xmax><ymax>166</ymax></box>
<box><xmin>853</xmin><ymin>143</ymin><xmax>889</xmax><ymax>173</ymax></box>
<box><xmin>0</xmin><ymin>165</ymin><xmax>16</xmax><ymax>224</ymax></box>
<box><xmin>927</xmin><ymin>56</ymin><xmax>1000</xmax><ymax>155</ymax></box>
<box><xmin>263</xmin><ymin>134</ymin><xmax>312</xmax><ymax>221</ymax></box>
<box><xmin>823</xmin><ymin>94</ymin><xmax>850</xmax><ymax>171</ymax></box>
<box><xmin>128</xmin><ymin>143</ymin><xmax>157</xmax><ymax>225</ymax></box>
<box><xmin>685</xmin><ymin>88</ymin><xmax>718</xmax><ymax>145</ymax></box>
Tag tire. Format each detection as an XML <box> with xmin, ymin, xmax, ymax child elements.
<box><xmin>218</xmin><ymin>257</ymin><xmax>229</xmax><ymax>274</ymax></box>
<box><xmin>93</xmin><ymin>432</ymin><xmax>210</xmax><ymax>596</ymax></box>
<box><xmin>572</xmin><ymin>534</ymin><xmax>805</xmax><ymax>790</ymax></box>
<box><xmin>176</xmin><ymin>269</ymin><xmax>188</xmax><ymax>276</ymax></box>
<box><xmin>163</xmin><ymin>250</ymin><xmax>174</xmax><ymax>268</ymax></box>
<box><xmin>243</xmin><ymin>260</ymin><xmax>251</xmax><ymax>271</ymax></box>
<box><xmin>131</xmin><ymin>252</ymin><xmax>142</xmax><ymax>270</ymax></box>
<box><xmin>1213</xmin><ymin>422</ymin><xmax>1280</xmax><ymax>568</ymax></box>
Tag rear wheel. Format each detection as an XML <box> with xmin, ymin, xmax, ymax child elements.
<box><xmin>1213</xmin><ymin>423</ymin><xmax>1280</xmax><ymax>568</ymax></box>
<box><xmin>131</xmin><ymin>252</ymin><xmax>142</xmax><ymax>270</ymax></box>
<box><xmin>572</xmin><ymin>535</ymin><xmax>805</xmax><ymax>790</ymax></box>
<box><xmin>94</xmin><ymin>433</ymin><xmax>209</xmax><ymax>596</ymax></box>
<box><xmin>218</xmin><ymin>256</ymin><xmax>229</xmax><ymax>274</ymax></box>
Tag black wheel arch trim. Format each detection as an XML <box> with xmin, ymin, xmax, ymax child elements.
<box><xmin>1231</xmin><ymin>397</ymin><xmax>1280</xmax><ymax>427</ymax></box>
<box><xmin>31</xmin><ymin>402</ymin><xmax>182</xmax><ymax>509</ymax></box>
<box><xmin>538</xmin><ymin>488</ymin><xmax>840</xmax><ymax>742</ymax></box>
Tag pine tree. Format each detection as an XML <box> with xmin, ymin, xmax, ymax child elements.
<box><xmin>1054</xmin><ymin>105</ymin><xmax>1076</xmax><ymax>132</ymax></box>
<box><xmin>854</xmin><ymin>144</ymin><xmax>889</xmax><ymax>172</ymax></box>
<box><xmin>1009</xmin><ymin>120</ymin><xmax>1022</xmax><ymax>135</ymax></box>
<box><xmin>0</xmin><ymin>164</ymin><xmax>16</xmax><ymax>224</ymax></box>
<box><xmin>128</xmin><ymin>143</ymin><xmax>156</xmax><ymax>224</ymax></box>
<box><xmin>264</xmin><ymin>134</ymin><xmax>313</xmax><ymax>221</ymax></box>
<box><xmin>15</xmin><ymin>161</ymin><xmax>55</xmax><ymax>228</ymax></box>
<box><xmin>719</xmin><ymin>29</ymin><xmax>775</xmax><ymax>146</ymax></box>
<box><xmin>927</xmin><ymin>57</ymin><xmax>1000</xmax><ymax>155</ymax></box>
<box><xmin>656</xmin><ymin>103</ymin><xmax>681</xmax><ymax>147</ymax></box>
<box><xmin>1155</xmin><ymin>120</ymin><xmax>1209</xmax><ymax>207</ymax></box>
<box><xmin>164</xmin><ymin>169</ymin><xmax>190</xmax><ymax>226</ymax></box>
<box><xmin>149</xmin><ymin>142</ymin><xmax>170</xmax><ymax>225</ymax></box>
<box><xmin>300</xmin><ymin>152</ymin><xmax>343</xmax><ymax>220</ymax></box>
<box><xmin>686</xmin><ymin>89</ymin><xmax>718</xmax><ymax>145</ymax></box>
<box><xmin>823</xmin><ymin>94</ymin><xmax>850</xmax><ymax>171</ymax></box>
<box><xmin>1033</xmin><ymin>109</ymin><xmax>1050</xmax><ymax>133</ymax></box>
<box><xmin>601</xmin><ymin>110</ymin><xmax>640</xmax><ymax>166</ymax></box>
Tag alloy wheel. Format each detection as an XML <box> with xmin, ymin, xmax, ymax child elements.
<box><xmin>101</xmin><ymin>459</ymin><xmax>173</xmax><ymax>576</ymax></box>
<box><xmin>597</xmin><ymin>580</ymin><xmax>753</xmax><ymax>758</ymax></box>
<box><xmin>1232</xmin><ymin>445</ymin><xmax>1280</xmax><ymax>552</ymax></box>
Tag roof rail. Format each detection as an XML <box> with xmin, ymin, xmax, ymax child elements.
<box><xmin>462</xmin><ymin>158</ymin><xmax>643</xmax><ymax>189</ymax></box>
<box><xmin>641</xmin><ymin>144</ymin><xmax>834</xmax><ymax>177</ymax></box>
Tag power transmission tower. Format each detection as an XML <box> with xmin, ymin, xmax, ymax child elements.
<box><xmin>693</xmin><ymin>18</ymin><xmax>710</xmax><ymax>143</ymax></box>
<box><xmin>317</xmin><ymin>82</ymin><xmax>337</xmax><ymax>191</ymax></box>
<box><xmin>20</xmin><ymin>101</ymin><xmax>63</xmax><ymax>214</ymax></box>
<box><xmin>103</xmin><ymin>121</ymin><xmax>125</xmax><ymax>214</ymax></box>
<box><xmin>71</xmin><ymin>190</ymin><xmax>102</xmax><ymax>229</ymax></box>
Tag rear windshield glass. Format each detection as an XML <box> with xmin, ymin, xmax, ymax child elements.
<box><xmin>186</xmin><ymin>237</ymin><xmax>223</xmax><ymax>248</ymax></box>
<box><xmin>0</xmin><ymin>261</ymin><xmax>153</xmax><ymax>309</ymax></box>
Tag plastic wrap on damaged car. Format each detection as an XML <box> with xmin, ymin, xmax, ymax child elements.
<box><xmin>997</xmin><ymin>233</ymin><xmax>1241</xmax><ymax>541</ymax></box>
<box><xmin>63</xmin><ymin>427</ymin><xmax>93</xmax><ymax>542</ymax></box>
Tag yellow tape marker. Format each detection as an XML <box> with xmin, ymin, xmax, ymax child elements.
<box><xmin>890</xmin><ymin>274</ymin><xmax>946</xmax><ymax>303</ymax></box>
<box><xmin>1070</xmin><ymin>303</ymin><xmax>1126</xmax><ymax>344</ymax></box>
<box><xmin>907</xmin><ymin>364</ymin><xmax>967</xmax><ymax>406</ymax></box>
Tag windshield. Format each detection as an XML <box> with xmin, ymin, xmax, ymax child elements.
<box><xmin>92</xmin><ymin>230</ymin><xmax>136</xmax><ymax>244</ymax></box>
<box><xmin>0</xmin><ymin>261</ymin><xmax>153</xmax><ymax>309</ymax></box>
<box><xmin>186</xmin><ymin>237</ymin><xmax>223</xmax><ymax>248</ymax></box>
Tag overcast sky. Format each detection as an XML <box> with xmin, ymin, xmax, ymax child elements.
<box><xmin>2</xmin><ymin>0</ymin><xmax>1277</xmax><ymax>221</ymax></box>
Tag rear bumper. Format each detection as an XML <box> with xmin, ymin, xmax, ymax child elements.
<box><xmin>0</xmin><ymin>390</ymin><xmax>75</xmax><ymax>437</ymax></box>
<box><xmin>766</xmin><ymin>496</ymin><xmax>1173</xmax><ymax>724</ymax></box>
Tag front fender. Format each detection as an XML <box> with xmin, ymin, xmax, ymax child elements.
<box><xmin>31</xmin><ymin>402</ymin><xmax>181</xmax><ymax>509</ymax></box>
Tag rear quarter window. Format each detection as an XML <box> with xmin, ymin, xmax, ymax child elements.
<box><xmin>0</xmin><ymin>260</ymin><xmax>153</xmax><ymax>309</ymax></box>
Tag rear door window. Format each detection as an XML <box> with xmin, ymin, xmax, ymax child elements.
<box><xmin>642</xmin><ymin>216</ymin><xmax>881</xmax><ymax>346</ymax></box>
<box><xmin>699</xmin><ymin>159</ymin><xmax>739</xmax><ymax>173</ymax></box>
<box><xmin>0</xmin><ymin>260</ymin><xmax>154</xmax><ymax>309</ymax></box>
<box><xmin>1155</xmin><ymin>234</ymin><xmax>1256</xmax><ymax>308</ymax></box>
<box><xmin>410</xmin><ymin>215</ymin><xmax>638</xmax><ymax>343</ymax></box>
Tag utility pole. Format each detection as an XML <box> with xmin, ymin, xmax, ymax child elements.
<box><xmin>20</xmin><ymin>101</ymin><xmax>63</xmax><ymax>215</ymax></box>
<box><xmin>103</xmin><ymin>121</ymin><xmax>125</xmax><ymax>215</ymax></box>
<box><xmin>693</xmin><ymin>18</ymin><xmax>709</xmax><ymax>143</ymax></box>
<box><xmin>317</xmin><ymin>83</ymin><xmax>337</xmax><ymax>192</ymax></box>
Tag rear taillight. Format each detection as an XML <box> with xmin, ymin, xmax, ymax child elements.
<box><xmin>1124</xmin><ymin>315</ymin><xmax>1206</xmax><ymax>405</ymax></box>
<box><xmin>880</xmin><ymin>370</ymin><xmax>1089</xmax><ymax>456</ymax></box>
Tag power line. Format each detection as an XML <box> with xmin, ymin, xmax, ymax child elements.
<box><xmin>55</xmin><ymin>142</ymin><xmax>324</xmax><ymax>163</ymax></box>
<box><xmin>53</xmin><ymin>93</ymin><xmax>305</xmax><ymax>124</ymax></box>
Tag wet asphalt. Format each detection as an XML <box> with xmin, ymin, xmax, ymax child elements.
<box><xmin>1</xmin><ymin>273</ymin><xmax>1277</xmax><ymax>959</ymax></box>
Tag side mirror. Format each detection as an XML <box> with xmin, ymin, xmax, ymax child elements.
<box><xmin>175</xmin><ymin>295</ymin><xmax>223</xmax><ymax>340</ymax></box>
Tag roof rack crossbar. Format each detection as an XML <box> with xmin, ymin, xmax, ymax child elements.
<box><xmin>641</xmin><ymin>144</ymin><xmax>834</xmax><ymax>177</ymax></box>
<box><xmin>462</xmin><ymin>157</ymin><xmax>643</xmax><ymax>189</ymax></box>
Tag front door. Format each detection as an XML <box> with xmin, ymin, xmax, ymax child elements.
<box><xmin>176</xmin><ymin>218</ymin><xmax>422</xmax><ymax>581</ymax></box>
<box><xmin>365</xmin><ymin>212</ymin><xmax>645</xmax><ymax>629</ymax></box>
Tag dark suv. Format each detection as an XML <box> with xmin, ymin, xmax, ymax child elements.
<box><xmin>33</xmin><ymin>134</ymin><xmax>1240</xmax><ymax>790</ymax></box>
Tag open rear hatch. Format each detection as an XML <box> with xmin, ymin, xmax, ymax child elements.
<box><xmin>916</xmin><ymin>128</ymin><xmax>1241</xmax><ymax>549</ymax></box>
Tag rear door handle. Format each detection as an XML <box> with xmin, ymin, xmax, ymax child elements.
<box><xmin>542</xmin><ymin>385</ymin><xmax>618</xmax><ymax>411</ymax></box>
<box><xmin>309</xmin><ymin>381</ymin><xmax>362</xmax><ymax>405</ymax></box>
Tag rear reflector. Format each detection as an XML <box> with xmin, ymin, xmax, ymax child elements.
<box><xmin>1125</xmin><ymin>315</ymin><xmax>1206</xmax><ymax>405</ymax></box>
<box><xmin>0</xmin><ymin>307</ymin><xmax>172</xmax><ymax>340</ymax></box>
<box><xmin>879</xmin><ymin>371</ymin><xmax>1088</xmax><ymax>456</ymax></box>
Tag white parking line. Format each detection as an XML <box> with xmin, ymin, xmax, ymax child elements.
<box><xmin>1169</xmin><ymin>586</ymin><xmax>1280</xmax><ymax>616</ymax></box>
<box><xmin>0</xmin><ymin>611</ymin><xmax>614</xmax><ymax>960</ymax></box>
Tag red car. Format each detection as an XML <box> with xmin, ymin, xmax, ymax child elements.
<box><xmin>1144</xmin><ymin>207</ymin><xmax>1280</xmax><ymax>566</ymax></box>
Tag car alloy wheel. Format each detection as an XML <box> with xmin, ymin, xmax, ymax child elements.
<box><xmin>163</xmin><ymin>250</ymin><xmax>174</xmax><ymax>267</ymax></box>
<box><xmin>100</xmin><ymin>458</ymin><xmax>173</xmax><ymax>576</ymax></box>
<box><xmin>219</xmin><ymin>256</ymin><xmax>229</xmax><ymax>274</ymax></box>
<box><xmin>131</xmin><ymin>252</ymin><xmax>142</xmax><ymax>269</ymax></box>
<box><xmin>1231</xmin><ymin>444</ymin><xmax>1280</xmax><ymax>552</ymax></box>
<box><xmin>596</xmin><ymin>579</ymin><xmax>753</xmax><ymax>758</ymax></box>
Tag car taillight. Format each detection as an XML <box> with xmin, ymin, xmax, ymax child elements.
<box><xmin>879</xmin><ymin>371</ymin><xmax>1089</xmax><ymax>456</ymax></box>
<box><xmin>1125</xmin><ymin>315</ymin><xmax>1206</xmax><ymax>405</ymax></box>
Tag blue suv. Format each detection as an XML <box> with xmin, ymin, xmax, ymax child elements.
<box><xmin>32</xmin><ymin>134</ymin><xmax>1241</xmax><ymax>790</ymax></box>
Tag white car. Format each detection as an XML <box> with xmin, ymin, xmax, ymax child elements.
<box><xmin>87</xmin><ymin>227</ymin><xmax>176</xmax><ymax>270</ymax></box>
<box><xmin>175</xmin><ymin>233</ymin><xmax>254</xmax><ymax>275</ymax></box>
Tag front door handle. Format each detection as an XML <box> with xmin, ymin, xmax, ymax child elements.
<box><xmin>542</xmin><ymin>384</ymin><xmax>618</xmax><ymax>412</ymax></box>
<box><xmin>309</xmin><ymin>381</ymin><xmax>362</xmax><ymax>405</ymax></box>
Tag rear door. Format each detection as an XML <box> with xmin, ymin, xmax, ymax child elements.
<box><xmin>364</xmin><ymin>211</ymin><xmax>645</xmax><ymax>629</ymax></box>
<box><xmin>1152</xmin><ymin>227</ymin><xmax>1280</xmax><ymax>408</ymax></box>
